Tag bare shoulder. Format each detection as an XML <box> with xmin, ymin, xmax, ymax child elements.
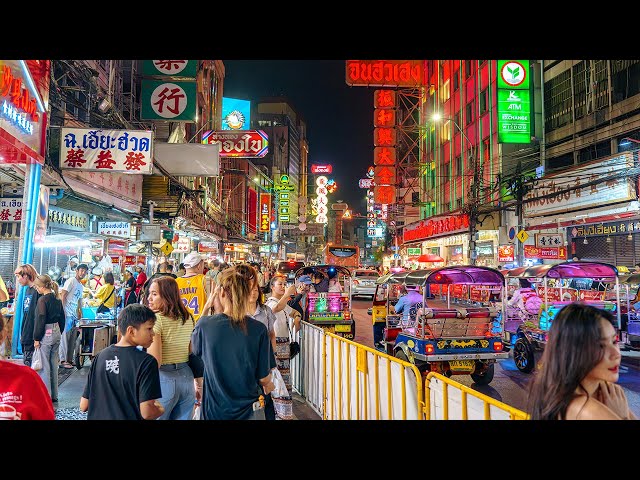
<box><xmin>566</xmin><ymin>395</ymin><xmax>622</xmax><ymax>420</ymax></box>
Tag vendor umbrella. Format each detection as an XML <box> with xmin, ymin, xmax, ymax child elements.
<box><xmin>417</xmin><ymin>254</ymin><xmax>444</xmax><ymax>263</ymax></box>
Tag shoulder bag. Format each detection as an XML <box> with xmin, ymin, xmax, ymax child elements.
<box><xmin>96</xmin><ymin>286</ymin><xmax>115</xmax><ymax>314</ymax></box>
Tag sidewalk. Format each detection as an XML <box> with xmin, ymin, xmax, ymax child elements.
<box><xmin>54</xmin><ymin>361</ymin><xmax>321</xmax><ymax>420</ymax></box>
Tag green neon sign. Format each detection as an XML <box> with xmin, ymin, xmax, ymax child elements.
<box><xmin>497</xmin><ymin>89</ymin><xmax>531</xmax><ymax>143</ymax></box>
<box><xmin>497</xmin><ymin>60</ymin><xmax>531</xmax><ymax>144</ymax></box>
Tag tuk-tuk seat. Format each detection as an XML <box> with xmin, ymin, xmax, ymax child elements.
<box><xmin>464</xmin><ymin>307</ymin><xmax>499</xmax><ymax>318</ymax></box>
<box><xmin>421</xmin><ymin>308</ymin><xmax>461</xmax><ymax>319</ymax></box>
<box><xmin>383</xmin><ymin>326</ymin><xmax>402</xmax><ymax>342</ymax></box>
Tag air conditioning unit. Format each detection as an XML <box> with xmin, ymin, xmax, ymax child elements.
<box><xmin>1</xmin><ymin>185</ymin><xmax>23</xmax><ymax>196</ymax></box>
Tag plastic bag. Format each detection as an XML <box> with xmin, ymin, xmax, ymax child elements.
<box><xmin>271</xmin><ymin>368</ymin><xmax>293</xmax><ymax>420</ymax></box>
<box><xmin>31</xmin><ymin>347</ymin><xmax>43</xmax><ymax>371</ymax></box>
<box><xmin>192</xmin><ymin>404</ymin><xmax>201</xmax><ymax>420</ymax></box>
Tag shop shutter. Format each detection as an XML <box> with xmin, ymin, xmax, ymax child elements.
<box><xmin>575</xmin><ymin>237</ymin><xmax>615</xmax><ymax>265</ymax></box>
<box><xmin>615</xmin><ymin>235</ymin><xmax>636</xmax><ymax>268</ymax></box>
<box><xmin>0</xmin><ymin>240</ymin><xmax>19</xmax><ymax>293</ymax></box>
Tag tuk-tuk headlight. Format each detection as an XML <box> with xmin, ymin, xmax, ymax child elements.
<box><xmin>425</xmin><ymin>343</ymin><xmax>435</xmax><ymax>354</ymax></box>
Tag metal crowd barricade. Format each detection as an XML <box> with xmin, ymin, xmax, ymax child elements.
<box><xmin>292</xmin><ymin>320</ymin><xmax>529</xmax><ymax>420</ymax></box>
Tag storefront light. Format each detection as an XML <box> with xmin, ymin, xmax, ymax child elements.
<box><xmin>35</xmin><ymin>239</ymin><xmax>92</xmax><ymax>249</ymax></box>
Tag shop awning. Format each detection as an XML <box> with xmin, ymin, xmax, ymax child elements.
<box><xmin>54</xmin><ymin>194</ymin><xmax>133</xmax><ymax>223</ymax></box>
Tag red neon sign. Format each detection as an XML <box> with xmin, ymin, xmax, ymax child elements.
<box><xmin>403</xmin><ymin>215</ymin><xmax>470</xmax><ymax>242</ymax></box>
<box><xmin>0</xmin><ymin>65</ymin><xmax>39</xmax><ymax>121</ymax></box>
<box><xmin>311</xmin><ymin>164</ymin><xmax>332</xmax><ymax>174</ymax></box>
<box><xmin>346</xmin><ymin>60</ymin><xmax>424</xmax><ymax>87</ymax></box>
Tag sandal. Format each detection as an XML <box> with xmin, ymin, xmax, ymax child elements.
<box><xmin>60</xmin><ymin>361</ymin><xmax>74</xmax><ymax>369</ymax></box>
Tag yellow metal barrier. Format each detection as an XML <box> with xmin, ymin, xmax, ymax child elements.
<box><xmin>295</xmin><ymin>321</ymin><xmax>529</xmax><ymax>420</ymax></box>
<box><xmin>425</xmin><ymin>371</ymin><xmax>529</xmax><ymax>420</ymax></box>
<box><xmin>323</xmin><ymin>331</ymin><xmax>425</xmax><ymax>420</ymax></box>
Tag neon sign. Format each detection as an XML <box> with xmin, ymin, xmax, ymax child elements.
<box><xmin>2</xmin><ymin>100</ymin><xmax>33</xmax><ymax>134</ymax></box>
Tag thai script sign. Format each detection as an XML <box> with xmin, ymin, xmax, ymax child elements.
<box><xmin>403</xmin><ymin>214</ymin><xmax>470</xmax><ymax>243</ymax></box>
<box><xmin>346</xmin><ymin>60</ymin><xmax>423</xmax><ymax>87</ymax></box>
<box><xmin>98</xmin><ymin>221</ymin><xmax>131</xmax><ymax>238</ymax></box>
<box><xmin>535</xmin><ymin>286</ymin><xmax>578</xmax><ymax>302</ymax></box>
<box><xmin>523</xmin><ymin>245</ymin><xmax>567</xmax><ymax>260</ymax></box>
<box><xmin>198</xmin><ymin>241</ymin><xmax>219</xmax><ymax>253</ymax></box>
<box><xmin>570</xmin><ymin>219</ymin><xmax>640</xmax><ymax>238</ymax></box>
<box><xmin>260</xmin><ymin>193</ymin><xmax>271</xmax><ymax>233</ymax></box>
<box><xmin>523</xmin><ymin>153</ymin><xmax>635</xmax><ymax>217</ymax></box>
<box><xmin>498</xmin><ymin>244</ymin><xmax>514</xmax><ymax>262</ymax></box>
<box><xmin>0</xmin><ymin>198</ymin><xmax>22</xmax><ymax>222</ymax></box>
<box><xmin>311</xmin><ymin>164</ymin><xmax>332</xmax><ymax>174</ymax></box>
<box><xmin>202</xmin><ymin>130</ymin><xmax>268</xmax><ymax>158</ymax></box>
<box><xmin>60</xmin><ymin>128</ymin><xmax>153</xmax><ymax>174</ymax></box>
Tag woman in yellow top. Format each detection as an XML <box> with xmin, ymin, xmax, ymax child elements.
<box><xmin>93</xmin><ymin>272</ymin><xmax>116</xmax><ymax>311</ymax></box>
<box><xmin>147</xmin><ymin>276</ymin><xmax>198</xmax><ymax>420</ymax></box>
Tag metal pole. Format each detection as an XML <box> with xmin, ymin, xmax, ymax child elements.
<box><xmin>147</xmin><ymin>200</ymin><xmax>156</xmax><ymax>277</ymax></box>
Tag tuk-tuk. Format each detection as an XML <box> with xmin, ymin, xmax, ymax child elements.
<box><xmin>370</xmin><ymin>270</ymin><xmax>411</xmax><ymax>349</ymax></box>
<box><xmin>383</xmin><ymin>265</ymin><xmax>508</xmax><ymax>386</ymax></box>
<box><xmin>605</xmin><ymin>272</ymin><xmax>640</xmax><ymax>350</ymax></box>
<box><xmin>294</xmin><ymin>264</ymin><xmax>355</xmax><ymax>340</ymax></box>
<box><xmin>506</xmin><ymin>261</ymin><xmax>621</xmax><ymax>373</ymax></box>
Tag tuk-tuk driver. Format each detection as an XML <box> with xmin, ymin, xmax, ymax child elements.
<box><xmin>391</xmin><ymin>285</ymin><xmax>423</xmax><ymax>323</ymax></box>
<box><xmin>311</xmin><ymin>271</ymin><xmax>329</xmax><ymax>293</ymax></box>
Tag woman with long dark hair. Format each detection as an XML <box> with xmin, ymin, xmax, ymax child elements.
<box><xmin>527</xmin><ymin>303</ymin><xmax>637</xmax><ymax>420</ymax></box>
<box><xmin>32</xmin><ymin>274</ymin><xmax>65</xmax><ymax>402</ymax></box>
<box><xmin>147</xmin><ymin>276</ymin><xmax>197</xmax><ymax>420</ymax></box>
<box><xmin>191</xmin><ymin>266</ymin><xmax>274</xmax><ymax>420</ymax></box>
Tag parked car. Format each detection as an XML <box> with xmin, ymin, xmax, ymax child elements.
<box><xmin>277</xmin><ymin>260</ymin><xmax>306</xmax><ymax>284</ymax></box>
<box><xmin>351</xmin><ymin>269</ymin><xmax>380</xmax><ymax>298</ymax></box>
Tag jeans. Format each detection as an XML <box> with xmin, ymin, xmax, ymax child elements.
<box><xmin>59</xmin><ymin>315</ymin><xmax>77</xmax><ymax>363</ymax></box>
<box><xmin>37</xmin><ymin>323</ymin><xmax>61</xmax><ymax>401</ymax></box>
<box><xmin>158</xmin><ymin>363</ymin><xmax>195</xmax><ymax>420</ymax></box>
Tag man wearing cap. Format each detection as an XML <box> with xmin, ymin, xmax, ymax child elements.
<box><xmin>175</xmin><ymin>252</ymin><xmax>210</xmax><ymax>322</ymax></box>
<box><xmin>62</xmin><ymin>256</ymin><xmax>78</xmax><ymax>283</ymax></box>
<box><xmin>59</xmin><ymin>263</ymin><xmax>88</xmax><ymax>368</ymax></box>
<box><xmin>89</xmin><ymin>267</ymin><xmax>104</xmax><ymax>291</ymax></box>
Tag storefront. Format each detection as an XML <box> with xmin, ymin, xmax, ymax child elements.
<box><xmin>524</xmin><ymin>151</ymin><xmax>639</xmax><ymax>266</ymax></box>
<box><xmin>401</xmin><ymin>213</ymin><xmax>471</xmax><ymax>266</ymax></box>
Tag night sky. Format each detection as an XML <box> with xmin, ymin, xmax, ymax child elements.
<box><xmin>223</xmin><ymin>60</ymin><xmax>372</xmax><ymax>214</ymax></box>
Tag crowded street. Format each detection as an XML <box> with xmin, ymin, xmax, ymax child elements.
<box><xmin>3</xmin><ymin>59</ymin><xmax>640</xmax><ymax>421</ymax></box>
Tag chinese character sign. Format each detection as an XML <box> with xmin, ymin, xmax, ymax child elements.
<box><xmin>0</xmin><ymin>198</ymin><xmax>23</xmax><ymax>222</ymax></box>
<box><xmin>141</xmin><ymin>79</ymin><xmax>196</xmax><ymax>122</ymax></box>
<box><xmin>60</xmin><ymin>128</ymin><xmax>153</xmax><ymax>174</ymax></box>
<box><xmin>98</xmin><ymin>222</ymin><xmax>131</xmax><ymax>238</ymax></box>
<box><xmin>142</xmin><ymin>60</ymin><xmax>197</xmax><ymax>77</ymax></box>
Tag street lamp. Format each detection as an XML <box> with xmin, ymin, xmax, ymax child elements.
<box><xmin>430</xmin><ymin>113</ymin><xmax>479</xmax><ymax>265</ymax></box>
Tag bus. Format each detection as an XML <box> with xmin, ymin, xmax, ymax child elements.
<box><xmin>325</xmin><ymin>244</ymin><xmax>359</xmax><ymax>268</ymax></box>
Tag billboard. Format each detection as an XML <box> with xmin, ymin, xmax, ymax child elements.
<box><xmin>346</xmin><ymin>60</ymin><xmax>423</xmax><ymax>87</ymax></box>
<box><xmin>201</xmin><ymin>130</ymin><xmax>268</xmax><ymax>158</ymax></box>
<box><xmin>497</xmin><ymin>60</ymin><xmax>531</xmax><ymax>144</ymax></box>
<box><xmin>222</xmin><ymin>97</ymin><xmax>251</xmax><ymax>130</ymax></box>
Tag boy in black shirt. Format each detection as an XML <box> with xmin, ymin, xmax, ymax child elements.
<box><xmin>80</xmin><ymin>304</ymin><xmax>164</xmax><ymax>420</ymax></box>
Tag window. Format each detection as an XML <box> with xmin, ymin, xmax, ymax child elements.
<box><xmin>455</xmin><ymin>155</ymin><xmax>462</xmax><ymax>175</ymax></box>
<box><xmin>479</xmin><ymin>88</ymin><xmax>488</xmax><ymax>115</ymax></box>
<box><xmin>442</xmin><ymin>120</ymin><xmax>451</xmax><ymax>142</ymax></box>
<box><xmin>465</xmin><ymin>101</ymin><xmax>475</xmax><ymax>125</ymax></box>
<box><xmin>465</xmin><ymin>60</ymin><xmax>473</xmax><ymax>79</ymax></box>
<box><xmin>453</xmin><ymin>71</ymin><xmax>460</xmax><ymax>91</ymax></box>
<box><xmin>454</xmin><ymin>110</ymin><xmax>461</xmax><ymax>130</ymax></box>
<box><xmin>441</xmin><ymin>79</ymin><xmax>451</xmax><ymax>102</ymax></box>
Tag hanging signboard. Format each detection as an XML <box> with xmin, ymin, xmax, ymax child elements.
<box><xmin>98</xmin><ymin>221</ymin><xmax>131</xmax><ymax>238</ymax></box>
<box><xmin>0</xmin><ymin>198</ymin><xmax>23</xmax><ymax>222</ymax></box>
<box><xmin>524</xmin><ymin>245</ymin><xmax>567</xmax><ymax>260</ymax></box>
<box><xmin>498</xmin><ymin>244</ymin><xmax>515</xmax><ymax>262</ymax></box>
<box><xmin>497</xmin><ymin>60</ymin><xmax>532</xmax><ymax>144</ymax></box>
<box><xmin>140</xmin><ymin>79</ymin><xmax>197</xmax><ymax>122</ymax></box>
<box><xmin>346</xmin><ymin>60</ymin><xmax>423</xmax><ymax>87</ymax></box>
<box><xmin>60</xmin><ymin>127</ymin><xmax>153</xmax><ymax>174</ymax></box>
<box><xmin>202</xmin><ymin>130</ymin><xmax>268</xmax><ymax>158</ymax></box>
<box><xmin>142</xmin><ymin>60</ymin><xmax>197</xmax><ymax>78</ymax></box>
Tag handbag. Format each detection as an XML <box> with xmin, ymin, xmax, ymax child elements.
<box><xmin>31</xmin><ymin>347</ymin><xmax>43</xmax><ymax>371</ymax></box>
<box><xmin>96</xmin><ymin>286</ymin><xmax>115</xmax><ymax>314</ymax></box>
<box><xmin>287</xmin><ymin>318</ymin><xmax>300</xmax><ymax>359</ymax></box>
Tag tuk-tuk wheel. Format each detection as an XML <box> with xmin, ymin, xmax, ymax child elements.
<box><xmin>470</xmin><ymin>363</ymin><xmax>495</xmax><ymax>385</ymax></box>
<box><xmin>394</xmin><ymin>349</ymin><xmax>410</xmax><ymax>363</ymax></box>
<box><xmin>513</xmin><ymin>337</ymin><xmax>535</xmax><ymax>373</ymax></box>
<box><xmin>73</xmin><ymin>335</ymin><xmax>85</xmax><ymax>370</ymax></box>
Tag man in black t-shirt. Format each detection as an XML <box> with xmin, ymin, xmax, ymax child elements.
<box><xmin>80</xmin><ymin>304</ymin><xmax>164</xmax><ymax>420</ymax></box>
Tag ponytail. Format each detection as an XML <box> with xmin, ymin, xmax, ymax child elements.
<box><xmin>218</xmin><ymin>267</ymin><xmax>252</xmax><ymax>331</ymax></box>
<box><xmin>35</xmin><ymin>274</ymin><xmax>60</xmax><ymax>299</ymax></box>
